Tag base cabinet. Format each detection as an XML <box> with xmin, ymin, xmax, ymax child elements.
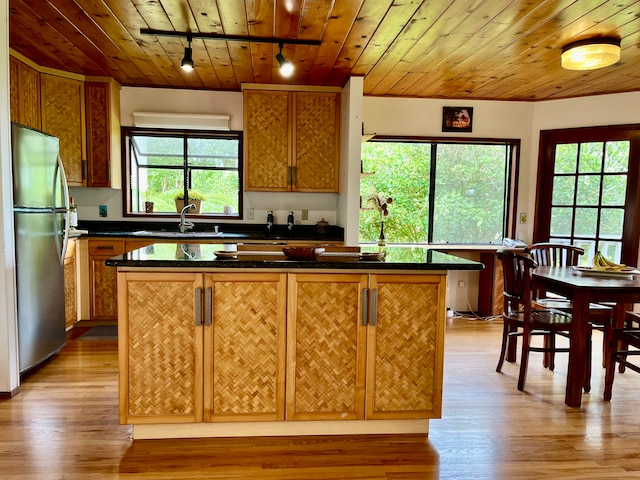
<box><xmin>287</xmin><ymin>273</ymin><xmax>445</xmax><ymax>421</ymax></box>
<box><xmin>64</xmin><ymin>239</ymin><xmax>78</xmax><ymax>330</ymax></box>
<box><xmin>117</xmin><ymin>269</ymin><xmax>445</xmax><ymax>429</ymax></box>
<box><xmin>89</xmin><ymin>239</ymin><xmax>125</xmax><ymax>320</ymax></box>
<box><xmin>118</xmin><ymin>272</ymin><xmax>287</xmax><ymax>425</ymax></box>
<box><xmin>118</xmin><ymin>272</ymin><xmax>204</xmax><ymax>424</ymax></box>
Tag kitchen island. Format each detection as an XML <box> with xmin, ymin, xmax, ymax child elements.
<box><xmin>107</xmin><ymin>243</ymin><xmax>483</xmax><ymax>439</ymax></box>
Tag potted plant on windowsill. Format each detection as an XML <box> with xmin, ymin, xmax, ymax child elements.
<box><xmin>174</xmin><ymin>190</ymin><xmax>205</xmax><ymax>214</ymax></box>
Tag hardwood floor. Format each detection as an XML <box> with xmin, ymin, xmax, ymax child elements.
<box><xmin>2</xmin><ymin>318</ymin><xmax>640</xmax><ymax>479</ymax></box>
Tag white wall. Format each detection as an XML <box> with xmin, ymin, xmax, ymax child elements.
<box><xmin>0</xmin><ymin>0</ymin><xmax>19</xmax><ymax>394</ymax></box>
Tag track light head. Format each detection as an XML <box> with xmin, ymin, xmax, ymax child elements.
<box><xmin>276</xmin><ymin>43</ymin><xmax>294</xmax><ymax>78</ymax></box>
<box><xmin>181</xmin><ymin>36</ymin><xmax>194</xmax><ymax>72</ymax></box>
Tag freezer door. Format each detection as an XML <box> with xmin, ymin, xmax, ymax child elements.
<box><xmin>11</xmin><ymin>123</ymin><xmax>61</xmax><ymax>208</ymax></box>
<box><xmin>14</xmin><ymin>211</ymin><xmax>66</xmax><ymax>373</ymax></box>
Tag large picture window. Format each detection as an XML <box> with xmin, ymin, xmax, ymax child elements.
<box><xmin>123</xmin><ymin>127</ymin><xmax>243</xmax><ymax>218</ymax></box>
<box><xmin>360</xmin><ymin>137</ymin><xmax>519</xmax><ymax>244</ymax></box>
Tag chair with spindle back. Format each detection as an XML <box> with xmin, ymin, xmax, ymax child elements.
<box><xmin>528</xmin><ymin>242</ymin><xmax>612</xmax><ymax>369</ymax></box>
<box><xmin>604</xmin><ymin>311</ymin><xmax>640</xmax><ymax>400</ymax></box>
<box><xmin>496</xmin><ymin>249</ymin><xmax>592</xmax><ymax>392</ymax></box>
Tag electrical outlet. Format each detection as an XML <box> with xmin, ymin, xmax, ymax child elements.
<box><xmin>99</xmin><ymin>205</ymin><xmax>108</xmax><ymax>217</ymax></box>
<box><xmin>302</xmin><ymin>209</ymin><xmax>309</xmax><ymax>220</ymax></box>
<box><xmin>519</xmin><ymin>212</ymin><xmax>527</xmax><ymax>224</ymax></box>
<box><xmin>247</xmin><ymin>208</ymin><xmax>254</xmax><ymax>220</ymax></box>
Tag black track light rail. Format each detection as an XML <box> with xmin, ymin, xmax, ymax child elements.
<box><xmin>140</xmin><ymin>29</ymin><xmax>321</xmax><ymax>46</ymax></box>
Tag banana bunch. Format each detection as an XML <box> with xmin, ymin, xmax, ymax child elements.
<box><xmin>592</xmin><ymin>250</ymin><xmax>626</xmax><ymax>271</ymax></box>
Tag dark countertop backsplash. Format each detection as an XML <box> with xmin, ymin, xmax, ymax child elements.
<box><xmin>77</xmin><ymin>220</ymin><xmax>344</xmax><ymax>243</ymax></box>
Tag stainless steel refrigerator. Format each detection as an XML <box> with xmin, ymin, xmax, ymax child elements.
<box><xmin>11</xmin><ymin>123</ymin><xmax>70</xmax><ymax>374</ymax></box>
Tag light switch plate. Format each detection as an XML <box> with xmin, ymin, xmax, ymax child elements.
<box><xmin>302</xmin><ymin>209</ymin><xmax>309</xmax><ymax>220</ymax></box>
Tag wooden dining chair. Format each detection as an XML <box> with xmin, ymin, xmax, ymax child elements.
<box><xmin>496</xmin><ymin>249</ymin><xmax>592</xmax><ymax>392</ymax></box>
<box><xmin>604</xmin><ymin>311</ymin><xmax>640</xmax><ymax>400</ymax></box>
<box><xmin>528</xmin><ymin>242</ymin><xmax>612</xmax><ymax>368</ymax></box>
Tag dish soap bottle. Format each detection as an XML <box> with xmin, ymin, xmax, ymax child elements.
<box><xmin>69</xmin><ymin>196</ymin><xmax>78</xmax><ymax>230</ymax></box>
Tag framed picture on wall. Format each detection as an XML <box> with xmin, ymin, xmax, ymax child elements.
<box><xmin>442</xmin><ymin>107</ymin><xmax>473</xmax><ymax>132</ymax></box>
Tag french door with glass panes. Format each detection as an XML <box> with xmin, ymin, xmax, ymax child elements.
<box><xmin>534</xmin><ymin>125</ymin><xmax>640</xmax><ymax>267</ymax></box>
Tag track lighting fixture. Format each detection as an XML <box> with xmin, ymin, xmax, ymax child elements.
<box><xmin>141</xmin><ymin>29</ymin><xmax>320</xmax><ymax>75</ymax></box>
<box><xmin>181</xmin><ymin>35</ymin><xmax>194</xmax><ymax>72</ymax></box>
<box><xmin>276</xmin><ymin>43</ymin><xmax>294</xmax><ymax>78</ymax></box>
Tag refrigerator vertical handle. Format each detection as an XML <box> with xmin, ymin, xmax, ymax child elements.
<box><xmin>55</xmin><ymin>154</ymin><xmax>70</xmax><ymax>265</ymax></box>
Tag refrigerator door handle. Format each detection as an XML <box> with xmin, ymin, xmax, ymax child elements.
<box><xmin>55</xmin><ymin>154</ymin><xmax>70</xmax><ymax>265</ymax></box>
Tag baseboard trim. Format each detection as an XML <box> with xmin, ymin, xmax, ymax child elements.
<box><xmin>0</xmin><ymin>385</ymin><xmax>21</xmax><ymax>399</ymax></box>
<box><xmin>132</xmin><ymin>419</ymin><xmax>430</xmax><ymax>440</ymax></box>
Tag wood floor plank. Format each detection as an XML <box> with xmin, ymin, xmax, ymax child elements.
<box><xmin>1</xmin><ymin>318</ymin><xmax>640</xmax><ymax>479</ymax></box>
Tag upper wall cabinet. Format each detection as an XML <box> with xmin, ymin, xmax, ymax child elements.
<box><xmin>243</xmin><ymin>87</ymin><xmax>341</xmax><ymax>193</ymax></box>
<box><xmin>41</xmin><ymin>73</ymin><xmax>86</xmax><ymax>186</ymax></box>
<box><xmin>85</xmin><ymin>80</ymin><xmax>121</xmax><ymax>188</ymax></box>
<box><xmin>9</xmin><ymin>56</ymin><xmax>41</xmax><ymax>131</ymax></box>
<box><xmin>10</xmin><ymin>53</ymin><xmax>122</xmax><ymax>189</ymax></box>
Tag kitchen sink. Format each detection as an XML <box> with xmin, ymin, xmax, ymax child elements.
<box><xmin>132</xmin><ymin>230</ymin><xmax>248</xmax><ymax>238</ymax></box>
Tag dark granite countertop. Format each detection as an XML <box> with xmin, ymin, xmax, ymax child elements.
<box><xmin>78</xmin><ymin>220</ymin><xmax>344</xmax><ymax>242</ymax></box>
<box><xmin>105</xmin><ymin>243</ymin><xmax>485</xmax><ymax>272</ymax></box>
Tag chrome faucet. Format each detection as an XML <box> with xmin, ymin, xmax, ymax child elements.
<box><xmin>179</xmin><ymin>203</ymin><xmax>196</xmax><ymax>233</ymax></box>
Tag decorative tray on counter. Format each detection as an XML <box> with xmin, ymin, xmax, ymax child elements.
<box><xmin>572</xmin><ymin>266</ymin><xmax>640</xmax><ymax>279</ymax></box>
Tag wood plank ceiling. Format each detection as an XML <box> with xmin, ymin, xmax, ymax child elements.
<box><xmin>8</xmin><ymin>0</ymin><xmax>640</xmax><ymax>101</ymax></box>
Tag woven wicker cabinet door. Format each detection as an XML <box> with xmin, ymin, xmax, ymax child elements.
<box><xmin>119</xmin><ymin>272</ymin><xmax>204</xmax><ymax>424</ymax></box>
<box><xmin>9</xmin><ymin>57</ymin><xmax>19</xmax><ymax>125</ymax></box>
<box><xmin>10</xmin><ymin>57</ymin><xmax>41</xmax><ymax>130</ymax></box>
<box><xmin>85</xmin><ymin>82</ymin><xmax>110</xmax><ymax>187</ymax></box>
<box><xmin>293</xmin><ymin>92</ymin><xmax>340</xmax><ymax>192</ymax></box>
<box><xmin>365</xmin><ymin>274</ymin><xmax>446</xmax><ymax>420</ymax></box>
<box><xmin>41</xmin><ymin>74</ymin><xmax>85</xmax><ymax>185</ymax></box>
<box><xmin>244</xmin><ymin>90</ymin><xmax>291</xmax><ymax>191</ymax></box>
<box><xmin>286</xmin><ymin>273</ymin><xmax>368</xmax><ymax>421</ymax></box>
<box><xmin>204</xmin><ymin>273</ymin><xmax>287</xmax><ymax>422</ymax></box>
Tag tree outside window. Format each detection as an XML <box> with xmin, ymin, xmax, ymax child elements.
<box><xmin>123</xmin><ymin>128</ymin><xmax>242</xmax><ymax>218</ymax></box>
<box><xmin>360</xmin><ymin>138</ymin><xmax>518</xmax><ymax>245</ymax></box>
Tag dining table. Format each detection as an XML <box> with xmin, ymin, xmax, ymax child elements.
<box><xmin>532</xmin><ymin>265</ymin><xmax>640</xmax><ymax>407</ymax></box>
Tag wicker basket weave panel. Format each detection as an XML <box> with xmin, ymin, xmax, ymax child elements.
<box><xmin>127</xmin><ymin>279</ymin><xmax>199</xmax><ymax>417</ymax></box>
<box><xmin>9</xmin><ymin>57</ymin><xmax>19</xmax><ymax>124</ymax></box>
<box><xmin>372</xmin><ymin>281</ymin><xmax>441</xmax><ymax>413</ymax></box>
<box><xmin>64</xmin><ymin>260</ymin><xmax>77</xmax><ymax>328</ymax></box>
<box><xmin>210</xmin><ymin>280</ymin><xmax>283</xmax><ymax>416</ymax></box>
<box><xmin>41</xmin><ymin>74</ymin><xmax>84</xmax><ymax>184</ymax></box>
<box><xmin>85</xmin><ymin>83</ymin><xmax>109</xmax><ymax>186</ymax></box>
<box><xmin>244</xmin><ymin>91</ymin><xmax>290</xmax><ymax>190</ymax></box>
<box><xmin>91</xmin><ymin>258</ymin><xmax>118</xmax><ymax>319</ymax></box>
<box><xmin>291</xmin><ymin>281</ymin><xmax>360</xmax><ymax>415</ymax></box>
<box><xmin>19</xmin><ymin>63</ymin><xmax>41</xmax><ymax>130</ymax></box>
<box><xmin>294</xmin><ymin>93</ymin><xmax>339</xmax><ymax>190</ymax></box>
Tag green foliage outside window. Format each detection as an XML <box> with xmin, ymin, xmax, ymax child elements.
<box><xmin>360</xmin><ymin>140</ymin><xmax>514</xmax><ymax>244</ymax></box>
<box><xmin>126</xmin><ymin>131</ymin><xmax>241</xmax><ymax>216</ymax></box>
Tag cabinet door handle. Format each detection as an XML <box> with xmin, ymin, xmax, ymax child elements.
<box><xmin>195</xmin><ymin>287</ymin><xmax>203</xmax><ymax>326</ymax></box>
<box><xmin>287</xmin><ymin>166</ymin><xmax>292</xmax><ymax>186</ymax></box>
<box><xmin>204</xmin><ymin>287</ymin><xmax>212</xmax><ymax>326</ymax></box>
<box><xmin>361</xmin><ymin>288</ymin><xmax>368</xmax><ymax>326</ymax></box>
<box><xmin>370</xmin><ymin>289</ymin><xmax>378</xmax><ymax>327</ymax></box>
<box><xmin>292</xmin><ymin>166</ymin><xmax>297</xmax><ymax>186</ymax></box>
